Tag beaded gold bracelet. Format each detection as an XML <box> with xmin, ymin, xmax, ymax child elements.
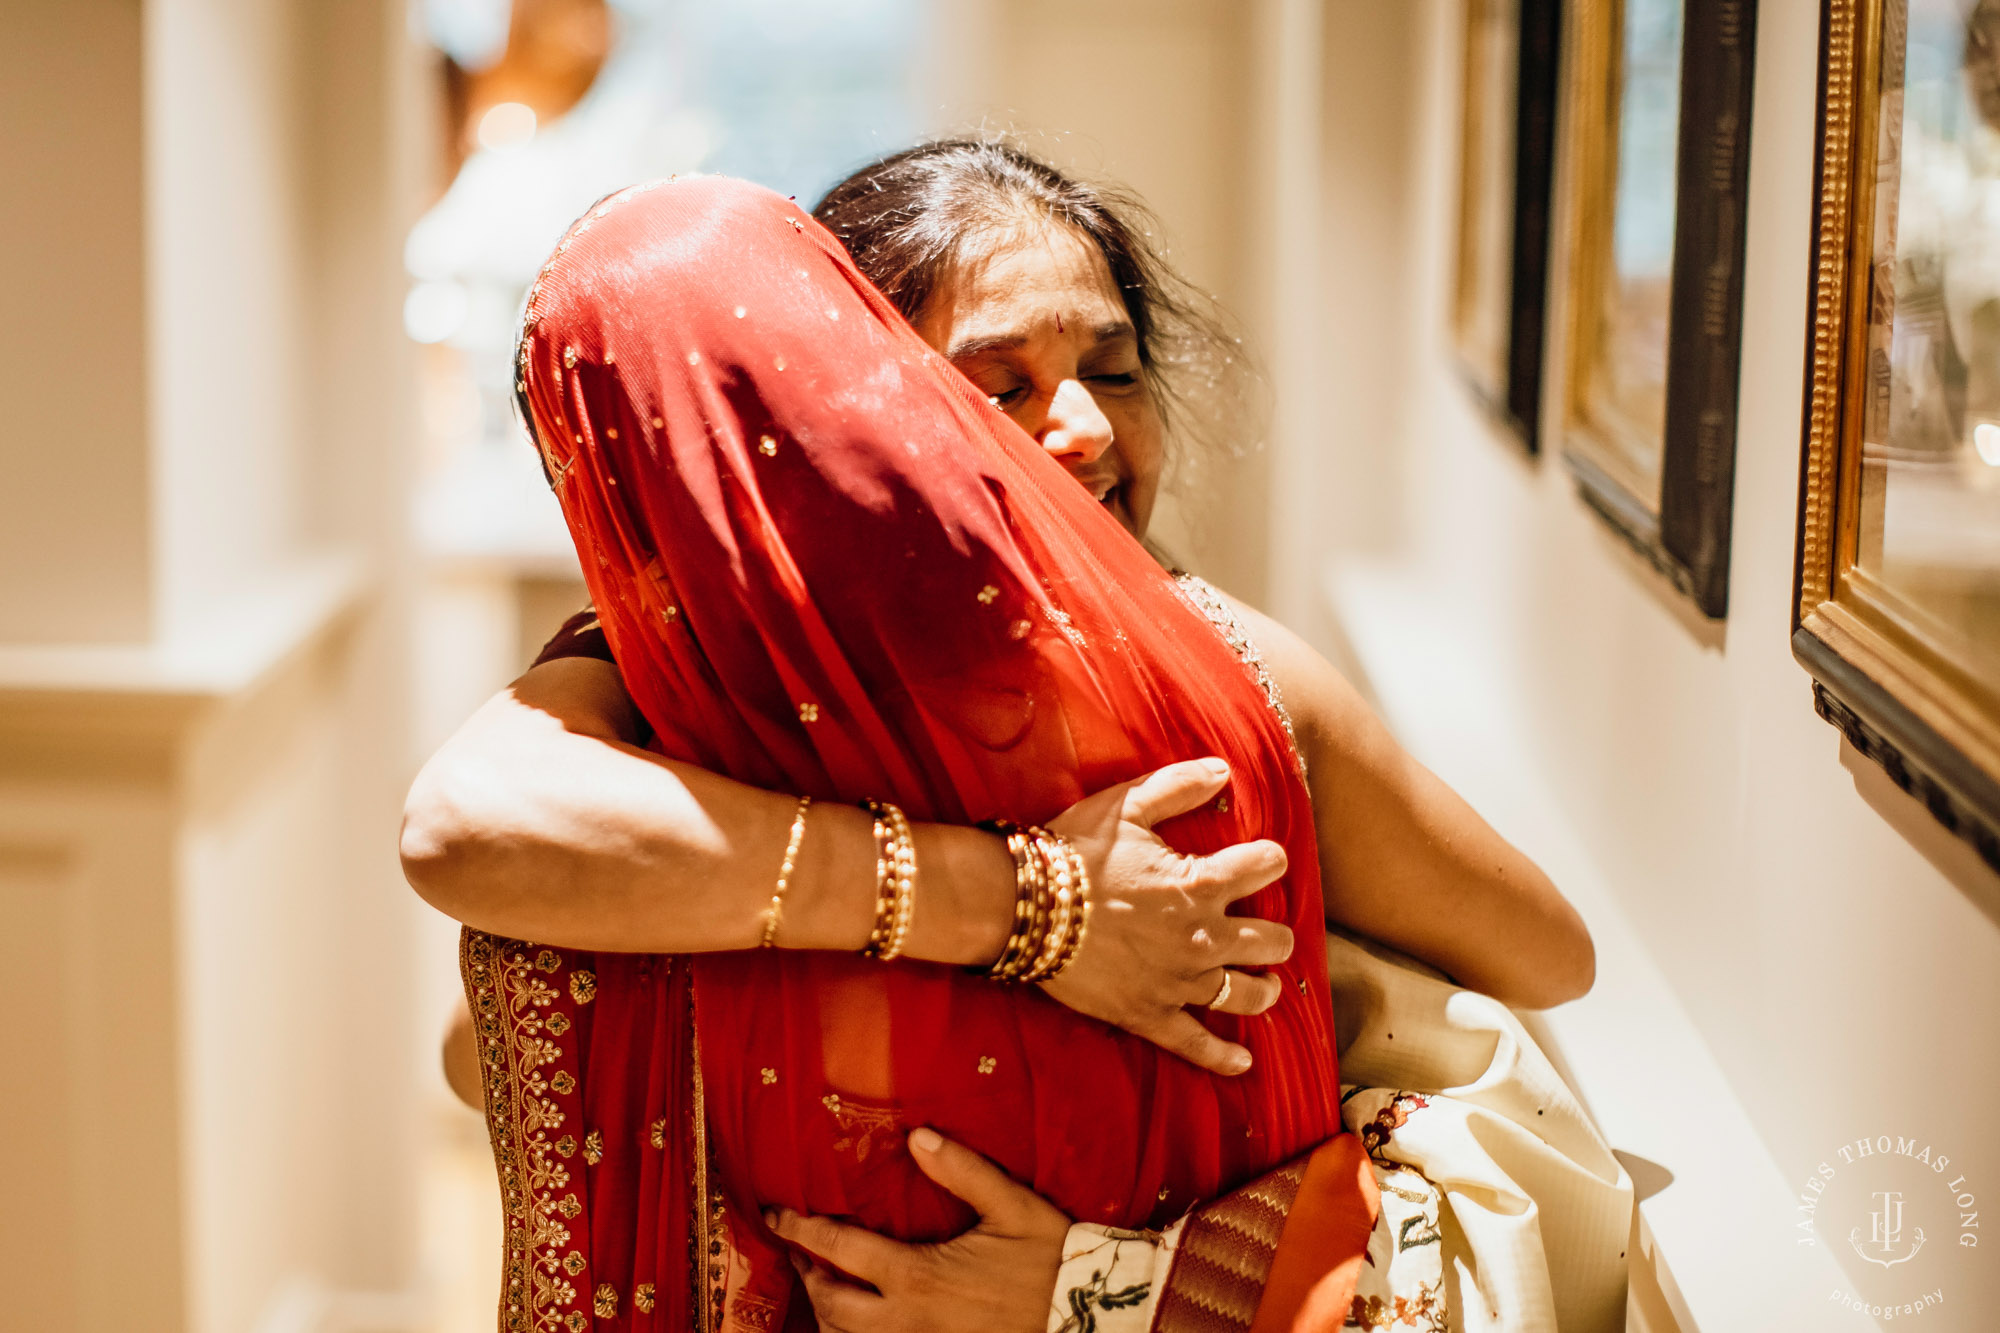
<box><xmin>860</xmin><ymin>799</ymin><xmax>916</xmax><ymax>961</ymax></box>
<box><xmin>1021</xmin><ymin>840</ymin><xmax>1076</xmax><ymax>983</ymax></box>
<box><xmin>879</xmin><ymin>801</ymin><xmax>917</xmax><ymax>959</ymax></box>
<box><xmin>1041</xmin><ymin>840</ymin><xmax>1093</xmax><ymax>979</ymax></box>
<box><xmin>861</xmin><ymin>803</ymin><xmax>895</xmax><ymax>956</ymax></box>
<box><xmin>759</xmin><ymin>795</ymin><xmax>813</xmax><ymax>948</ymax></box>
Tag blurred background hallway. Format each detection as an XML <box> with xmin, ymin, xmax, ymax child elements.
<box><xmin>4</xmin><ymin>2</ymin><xmax>1997</xmax><ymax>1331</ymax></box>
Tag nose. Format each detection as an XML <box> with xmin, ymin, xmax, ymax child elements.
<box><xmin>1037</xmin><ymin>379</ymin><xmax>1115</xmax><ymax>467</ymax></box>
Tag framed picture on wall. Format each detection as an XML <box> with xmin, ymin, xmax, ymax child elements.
<box><xmin>1556</xmin><ymin>0</ymin><xmax>1758</xmax><ymax>619</ymax></box>
<box><xmin>1452</xmin><ymin>0</ymin><xmax>1564</xmax><ymax>451</ymax></box>
<box><xmin>1800</xmin><ymin>0</ymin><xmax>2000</xmax><ymax>870</ymax></box>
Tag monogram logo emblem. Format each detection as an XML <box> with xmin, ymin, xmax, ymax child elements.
<box><xmin>1850</xmin><ymin>1190</ymin><xmax>1926</xmax><ymax>1268</ymax></box>
<box><xmin>1795</xmin><ymin>1131</ymin><xmax>1977</xmax><ymax>1320</ymax></box>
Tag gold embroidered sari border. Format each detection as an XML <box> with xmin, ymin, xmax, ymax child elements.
<box><xmin>1171</xmin><ymin>573</ymin><xmax>1310</xmax><ymax>786</ymax></box>
<box><xmin>691</xmin><ymin>989</ymin><xmax>718</xmax><ymax>1333</ymax></box>
<box><xmin>462</xmin><ymin>929</ymin><xmax>589</xmax><ymax>1333</ymax></box>
<box><xmin>1153</xmin><ymin>1158</ymin><xmax>1310</xmax><ymax>1333</ymax></box>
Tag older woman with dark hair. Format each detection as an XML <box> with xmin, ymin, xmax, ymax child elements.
<box><xmin>406</xmin><ymin>141</ymin><xmax>1592</xmax><ymax>1331</ymax></box>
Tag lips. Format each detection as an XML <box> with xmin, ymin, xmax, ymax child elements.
<box><xmin>1100</xmin><ymin>483</ymin><xmax>1138</xmax><ymax>534</ymax></box>
<box><xmin>1073</xmin><ymin>468</ymin><xmax>1121</xmax><ymax>502</ymax></box>
<box><xmin>1070</xmin><ymin>467</ymin><xmax>1136</xmax><ymax>532</ymax></box>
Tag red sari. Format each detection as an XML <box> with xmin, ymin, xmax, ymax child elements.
<box><xmin>466</xmin><ymin>176</ymin><xmax>1369</xmax><ymax>1332</ymax></box>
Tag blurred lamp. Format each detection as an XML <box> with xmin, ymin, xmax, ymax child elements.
<box><xmin>1976</xmin><ymin>422</ymin><xmax>2000</xmax><ymax>468</ymax></box>
<box><xmin>431</xmin><ymin>0</ymin><xmax>610</xmax><ymax>183</ymax></box>
<box><xmin>477</xmin><ymin>101</ymin><xmax>539</xmax><ymax>150</ymax></box>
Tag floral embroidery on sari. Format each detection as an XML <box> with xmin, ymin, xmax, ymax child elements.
<box><xmin>462</xmin><ymin>929</ymin><xmax>591</xmax><ymax>1333</ymax></box>
<box><xmin>1050</xmin><ymin>1221</ymin><xmax>1183</xmax><ymax>1333</ymax></box>
<box><xmin>1355</xmin><ymin>1092</ymin><xmax>1430</xmax><ymax>1161</ymax></box>
<box><xmin>726</xmin><ymin>1291</ymin><xmax>782</xmax><ymax>1331</ymax></box>
<box><xmin>819</xmin><ymin>1091</ymin><xmax>903</xmax><ymax>1164</ymax></box>
<box><xmin>1336</xmin><ymin>1089</ymin><xmax>1447</xmax><ymax>1331</ymax></box>
<box><xmin>1344</xmin><ymin>1164</ymin><xmax>1445</xmax><ymax>1331</ymax></box>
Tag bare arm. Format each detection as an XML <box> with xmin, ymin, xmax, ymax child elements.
<box><xmin>404</xmin><ymin>655</ymin><xmax>1295</xmax><ymax>1075</ymax></box>
<box><xmin>443</xmin><ymin>1001</ymin><xmax>482</xmax><ymax>1109</ymax></box>
<box><xmin>1224</xmin><ymin>595</ymin><xmax>1595</xmax><ymax>1009</ymax></box>
<box><xmin>401</xmin><ymin>655</ymin><xmax>1014</xmax><ymax>964</ymax></box>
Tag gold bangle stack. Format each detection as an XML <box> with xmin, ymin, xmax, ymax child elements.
<box><xmin>981</xmin><ymin>821</ymin><xmax>1092</xmax><ymax>983</ymax></box>
<box><xmin>860</xmin><ymin>799</ymin><xmax>917</xmax><ymax>961</ymax></box>
<box><xmin>759</xmin><ymin>795</ymin><xmax>813</xmax><ymax>947</ymax></box>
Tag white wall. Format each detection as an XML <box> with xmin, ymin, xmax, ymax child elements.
<box><xmin>1286</xmin><ymin>0</ymin><xmax>2000</xmax><ymax>1326</ymax></box>
<box><xmin>0</xmin><ymin>3</ymin><xmax>427</xmax><ymax>1331</ymax></box>
<box><xmin>147</xmin><ymin>0</ymin><xmax>310</xmax><ymax>640</ymax></box>
<box><xmin>0</xmin><ymin>1</ymin><xmax>153</xmax><ymax>641</ymax></box>
<box><xmin>1</xmin><ymin>769</ymin><xmax>187</xmax><ymax>1331</ymax></box>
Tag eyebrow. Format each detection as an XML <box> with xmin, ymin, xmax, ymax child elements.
<box><xmin>946</xmin><ymin>320</ymin><xmax>1136</xmax><ymax>360</ymax></box>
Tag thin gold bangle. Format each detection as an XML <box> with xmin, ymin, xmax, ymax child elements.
<box><xmin>759</xmin><ymin>795</ymin><xmax>812</xmax><ymax>948</ymax></box>
<box><xmin>866</xmin><ymin>802</ymin><xmax>893</xmax><ymax>955</ymax></box>
<box><xmin>991</xmin><ymin>825</ymin><xmax>1053</xmax><ymax>982</ymax></box>
<box><xmin>995</xmin><ymin>828</ymin><xmax>1044</xmax><ymax>980</ymax></box>
<box><xmin>992</xmin><ymin>830</ymin><xmax>1037</xmax><ymax>977</ymax></box>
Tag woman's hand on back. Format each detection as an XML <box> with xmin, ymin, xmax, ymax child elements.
<box><xmin>1039</xmin><ymin>759</ymin><xmax>1295</xmax><ymax>1076</ymax></box>
<box><xmin>772</xmin><ymin>1127</ymin><xmax>1069</xmax><ymax>1333</ymax></box>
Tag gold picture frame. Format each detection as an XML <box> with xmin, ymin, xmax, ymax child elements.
<box><xmin>1452</xmin><ymin>0</ymin><xmax>1563</xmax><ymax>449</ymax></box>
<box><xmin>1798</xmin><ymin>0</ymin><xmax>2000</xmax><ymax>869</ymax></box>
<box><xmin>1558</xmin><ymin>0</ymin><xmax>1758</xmax><ymax>618</ymax></box>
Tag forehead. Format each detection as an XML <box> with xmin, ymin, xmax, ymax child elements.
<box><xmin>931</xmin><ymin>221</ymin><xmax>1130</xmax><ymax>340</ymax></box>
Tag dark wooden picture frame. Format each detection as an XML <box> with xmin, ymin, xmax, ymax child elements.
<box><xmin>1556</xmin><ymin>0</ymin><xmax>1758</xmax><ymax>620</ymax></box>
<box><xmin>1798</xmin><ymin>0</ymin><xmax>2000</xmax><ymax>873</ymax></box>
<box><xmin>1451</xmin><ymin>0</ymin><xmax>1564</xmax><ymax>452</ymax></box>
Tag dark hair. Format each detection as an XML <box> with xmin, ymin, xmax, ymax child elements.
<box><xmin>812</xmin><ymin>138</ymin><xmax>1255</xmax><ymax>478</ymax></box>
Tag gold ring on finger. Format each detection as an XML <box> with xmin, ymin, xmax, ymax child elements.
<box><xmin>1207</xmin><ymin>970</ymin><xmax>1232</xmax><ymax>1009</ymax></box>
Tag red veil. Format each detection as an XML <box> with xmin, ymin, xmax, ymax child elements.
<box><xmin>468</xmin><ymin>176</ymin><xmax>1357</xmax><ymax>1332</ymax></box>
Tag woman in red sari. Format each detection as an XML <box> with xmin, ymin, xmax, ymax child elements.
<box><xmin>426</xmin><ymin>145</ymin><xmax>1592</xmax><ymax>1328</ymax></box>
<box><xmin>477</xmin><ymin>167</ymin><xmax>1382</xmax><ymax>1330</ymax></box>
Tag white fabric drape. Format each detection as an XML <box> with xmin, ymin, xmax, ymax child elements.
<box><xmin>1047</xmin><ymin>934</ymin><xmax>1633</xmax><ymax>1332</ymax></box>
<box><xmin>1329</xmin><ymin>931</ymin><xmax>1633</xmax><ymax>1332</ymax></box>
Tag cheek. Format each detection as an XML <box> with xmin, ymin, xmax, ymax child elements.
<box><xmin>1108</xmin><ymin>401</ymin><xmax>1165</xmax><ymax>484</ymax></box>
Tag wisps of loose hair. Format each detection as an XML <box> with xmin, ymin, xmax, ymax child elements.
<box><xmin>812</xmin><ymin>137</ymin><xmax>1263</xmax><ymax>499</ymax></box>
